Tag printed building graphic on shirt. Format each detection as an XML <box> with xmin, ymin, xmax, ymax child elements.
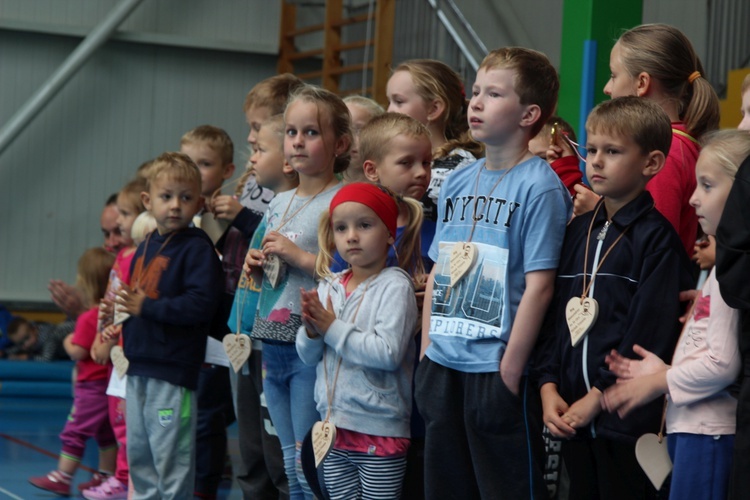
<box><xmin>431</xmin><ymin>241</ymin><xmax>508</xmax><ymax>344</ymax></box>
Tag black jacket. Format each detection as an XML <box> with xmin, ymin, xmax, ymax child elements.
<box><xmin>535</xmin><ymin>192</ymin><xmax>693</xmax><ymax>443</ymax></box>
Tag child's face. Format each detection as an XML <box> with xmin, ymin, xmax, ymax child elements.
<box><xmin>468</xmin><ymin>67</ymin><xmax>529</xmax><ymax>147</ymax></box>
<box><xmin>386</xmin><ymin>71</ymin><xmax>431</xmax><ymax>125</ymax></box>
<box><xmin>689</xmin><ymin>149</ymin><xmax>734</xmax><ymax>236</ymax></box>
<box><xmin>366</xmin><ymin>135</ymin><xmax>432</xmax><ymax>200</ymax></box>
<box><xmin>739</xmin><ymin>89</ymin><xmax>750</xmax><ymax>131</ymax></box>
<box><xmin>115</xmin><ymin>194</ymin><xmax>137</xmax><ymax>247</ymax></box>
<box><xmin>250</xmin><ymin>126</ymin><xmax>286</xmax><ymax>190</ymax></box>
<box><xmin>331</xmin><ymin>201</ymin><xmax>393</xmax><ymax>274</ymax></box>
<box><xmin>585</xmin><ymin>130</ymin><xmax>651</xmax><ymax>203</ymax></box>
<box><xmin>142</xmin><ymin>176</ymin><xmax>204</xmax><ymax>235</ymax></box>
<box><xmin>246</xmin><ymin>105</ymin><xmax>272</xmax><ymax>147</ymax></box>
<box><xmin>284</xmin><ymin>100</ymin><xmax>340</xmax><ymax>178</ymax></box>
<box><xmin>180</xmin><ymin>142</ymin><xmax>234</xmax><ymax>198</ymax></box>
<box><xmin>603</xmin><ymin>43</ymin><xmax>639</xmax><ymax>98</ymax></box>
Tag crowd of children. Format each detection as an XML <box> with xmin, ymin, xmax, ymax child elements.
<box><xmin>20</xmin><ymin>19</ymin><xmax>750</xmax><ymax>500</ymax></box>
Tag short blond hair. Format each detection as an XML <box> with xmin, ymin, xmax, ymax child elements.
<box><xmin>478</xmin><ymin>47</ymin><xmax>559</xmax><ymax>137</ymax></box>
<box><xmin>243</xmin><ymin>73</ymin><xmax>304</xmax><ymax>114</ymax></box>
<box><xmin>700</xmin><ymin>129</ymin><xmax>750</xmax><ymax>180</ymax></box>
<box><xmin>180</xmin><ymin>125</ymin><xmax>234</xmax><ymax>165</ymax></box>
<box><xmin>343</xmin><ymin>95</ymin><xmax>385</xmax><ymax>122</ymax></box>
<box><xmin>358</xmin><ymin>112</ymin><xmax>431</xmax><ymax>165</ymax></box>
<box><xmin>586</xmin><ymin>96</ymin><xmax>672</xmax><ymax>156</ymax></box>
<box><xmin>146</xmin><ymin>152</ymin><xmax>202</xmax><ymax>192</ymax></box>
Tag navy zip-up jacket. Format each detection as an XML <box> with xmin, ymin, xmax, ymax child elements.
<box><xmin>535</xmin><ymin>191</ymin><xmax>693</xmax><ymax>443</ymax></box>
<box><xmin>124</xmin><ymin>227</ymin><xmax>222</xmax><ymax>391</ymax></box>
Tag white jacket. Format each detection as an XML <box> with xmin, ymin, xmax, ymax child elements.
<box><xmin>296</xmin><ymin>267</ymin><xmax>418</xmax><ymax>438</ymax></box>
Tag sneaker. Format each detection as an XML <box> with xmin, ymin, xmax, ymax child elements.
<box><xmin>29</xmin><ymin>470</ymin><xmax>72</xmax><ymax>496</ymax></box>
<box><xmin>77</xmin><ymin>472</ymin><xmax>107</xmax><ymax>492</ymax></box>
<box><xmin>82</xmin><ymin>476</ymin><xmax>128</xmax><ymax>500</ymax></box>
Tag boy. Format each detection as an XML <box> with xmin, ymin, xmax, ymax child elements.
<box><xmin>117</xmin><ymin>152</ymin><xmax>222</xmax><ymax>499</ymax></box>
<box><xmin>415</xmin><ymin>47</ymin><xmax>571</xmax><ymax>498</ymax></box>
<box><xmin>535</xmin><ymin>97</ymin><xmax>693</xmax><ymax>499</ymax></box>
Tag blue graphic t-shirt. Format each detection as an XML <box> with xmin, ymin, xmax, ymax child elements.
<box><xmin>427</xmin><ymin>157</ymin><xmax>571</xmax><ymax>373</ymax></box>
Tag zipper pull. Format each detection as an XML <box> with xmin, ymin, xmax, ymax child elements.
<box><xmin>597</xmin><ymin>221</ymin><xmax>611</xmax><ymax>241</ymax></box>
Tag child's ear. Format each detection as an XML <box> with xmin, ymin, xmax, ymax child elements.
<box><xmin>519</xmin><ymin>104</ymin><xmax>542</xmax><ymax>130</ymax></box>
<box><xmin>387</xmin><ymin>234</ymin><xmax>395</xmax><ymax>246</ymax></box>
<box><xmin>362</xmin><ymin>160</ymin><xmax>380</xmax><ymax>182</ymax></box>
<box><xmin>141</xmin><ymin>191</ymin><xmax>151</xmax><ymax>211</ymax></box>
<box><xmin>635</xmin><ymin>72</ymin><xmax>651</xmax><ymax>97</ymax></box>
<box><xmin>334</xmin><ymin>134</ymin><xmax>351</xmax><ymax>159</ymax></box>
<box><xmin>427</xmin><ymin>99</ymin><xmax>446</xmax><ymax>124</ymax></box>
<box><xmin>223</xmin><ymin>162</ymin><xmax>236</xmax><ymax>180</ymax></box>
<box><xmin>282</xmin><ymin>160</ymin><xmax>296</xmax><ymax>178</ymax></box>
<box><xmin>643</xmin><ymin>150</ymin><xmax>666</xmax><ymax>177</ymax></box>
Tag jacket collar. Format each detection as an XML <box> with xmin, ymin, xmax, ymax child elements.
<box><xmin>593</xmin><ymin>190</ymin><xmax>656</xmax><ymax>229</ymax></box>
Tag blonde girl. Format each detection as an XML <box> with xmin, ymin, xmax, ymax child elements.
<box><xmin>602</xmin><ymin>130</ymin><xmax>750</xmax><ymax>500</ymax></box>
<box><xmin>29</xmin><ymin>248</ymin><xmax>117</xmax><ymax>496</ymax></box>
<box><xmin>244</xmin><ymin>84</ymin><xmax>350</xmax><ymax>499</ymax></box>
<box><xmin>297</xmin><ymin>182</ymin><xmax>419</xmax><ymax>499</ymax></box>
<box><xmin>576</xmin><ymin>23</ymin><xmax>720</xmax><ymax>257</ymax></box>
<box><xmin>386</xmin><ymin>59</ymin><xmax>483</xmax><ymax>221</ymax></box>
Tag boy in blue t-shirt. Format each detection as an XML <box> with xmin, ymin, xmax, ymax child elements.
<box><xmin>415</xmin><ymin>47</ymin><xmax>571</xmax><ymax>498</ymax></box>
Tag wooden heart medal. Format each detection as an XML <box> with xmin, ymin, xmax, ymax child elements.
<box><xmin>447</xmin><ymin>163</ymin><xmax>516</xmax><ymax>299</ymax></box>
<box><xmin>224</xmin><ymin>281</ymin><xmax>252</xmax><ymax>373</ymax></box>
<box><xmin>312</xmin><ymin>277</ymin><xmax>373</xmax><ymax>467</ymax></box>
<box><xmin>567</xmin><ymin>203</ymin><xmax>631</xmax><ymax>347</ymax></box>
<box><xmin>263</xmin><ymin>186</ymin><xmax>328</xmax><ymax>288</ymax></box>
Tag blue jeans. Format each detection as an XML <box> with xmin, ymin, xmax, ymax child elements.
<box><xmin>262</xmin><ymin>341</ymin><xmax>319</xmax><ymax>500</ymax></box>
<box><xmin>668</xmin><ymin>432</ymin><xmax>734</xmax><ymax>500</ymax></box>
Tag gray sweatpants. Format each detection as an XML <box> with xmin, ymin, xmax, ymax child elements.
<box><xmin>126</xmin><ymin>375</ymin><xmax>197</xmax><ymax>499</ymax></box>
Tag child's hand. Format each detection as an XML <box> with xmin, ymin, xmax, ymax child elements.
<box><xmin>540</xmin><ymin>383</ymin><xmax>576</xmax><ymax>439</ymax></box>
<box><xmin>561</xmin><ymin>388</ymin><xmax>602</xmax><ymax>430</ymax></box>
<box><xmin>116</xmin><ymin>284</ymin><xmax>146</xmax><ymax>317</ymax></box>
<box><xmin>572</xmin><ymin>184</ymin><xmax>600</xmax><ymax>216</ymax></box>
<box><xmin>300</xmin><ymin>288</ymin><xmax>335</xmax><ymax>336</ymax></box>
<box><xmin>211</xmin><ymin>195</ymin><xmax>243</xmax><ymax>222</ymax></box>
<box><xmin>546</xmin><ymin>140</ymin><xmax>576</xmax><ymax>163</ymax></box>
<box><xmin>101</xmin><ymin>324</ymin><xmax>122</xmax><ymax>343</ymax></box>
<box><xmin>243</xmin><ymin>248</ymin><xmax>265</xmax><ymax>276</ymax></box>
<box><xmin>601</xmin><ymin>372</ymin><xmax>666</xmax><ymax>418</ymax></box>
<box><xmin>98</xmin><ymin>297</ymin><xmax>114</xmax><ymax>329</ymax></box>
<box><xmin>262</xmin><ymin>231</ymin><xmax>302</xmax><ymax>265</ymax></box>
<box><xmin>692</xmin><ymin>235</ymin><xmax>716</xmax><ymax>270</ymax></box>
<box><xmin>605</xmin><ymin>344</ymin><xmax>667</xmax><ymax>381</ymax></box>
<box><xmin>678</xmin><ymin>289</ymin><xmax>700</xmax><ymax>324</ymax></box>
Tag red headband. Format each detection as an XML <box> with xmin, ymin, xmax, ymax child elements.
<box><xmin>329</xmin><ymin>183</ymin><xmax>398</xmax><ymax>238</ymax></box>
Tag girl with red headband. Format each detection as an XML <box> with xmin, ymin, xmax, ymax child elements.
<box><xmin>296</xmin><ymin>183</ymin><xmax>420</xmax><ymax>499</ymax></box>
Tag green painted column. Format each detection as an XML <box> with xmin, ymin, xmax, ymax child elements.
<box><xmin>558</xmin><ymin>0</ymin><xmax>642</xmax><ymax>137</ymax></box>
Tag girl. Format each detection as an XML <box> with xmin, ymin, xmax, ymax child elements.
<box><xmin>601</xmin><ymin>129</ymin><xmax>750</xmax><ymax>500</ymax></box>
<box><xmin>576</xmin><ymin>23</ymin><xmax>721</xmax><ymax>257</ymax></box>
<box><xmin>244</xmin><ymin>85</ymin><xmax>350</xmax><ymax>499</ymax></box>
<box><xmin>386</xmin><ymin>59</ymin><xmax>483</xmax><ymax>223</ymax></box>
<box><xmin>86</xmin><ymin>177</ymin><xmax>147</xmax><ymax>499</ymax></box>
<box><xmin>29</xmin><ymin>248</ymin><xmax>117</xmax><ymax>496</ymax></box>
<box><xmin>296</xmin><ymin>182</ymin><xmax>419</xmax><ymax>499</ymax></box>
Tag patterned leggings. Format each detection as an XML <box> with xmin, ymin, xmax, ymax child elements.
<box><xmin>322</xmin><ymin>448</ymin><xmax>407</xmax><ymax>499</ymax></box>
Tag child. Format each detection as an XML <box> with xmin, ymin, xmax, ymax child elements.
<box><xmin>602</xmin><ymin>129</ymin><xmax>749</xmax><ymax>500</ymax></box>
<box><xmin>2</xmin><ymin>316</ymin><xmax>72</xmax><ymax>361</ymax></box>
<box><xmin>342</xmin><ymin>95</ymin><xmax>385</xmax><ymax>183</ymax></box>
<box><xmin>535</xmin><ymin>97</ymin><xmax>694</xmax><ymax>499</ymax></box>
<box><xmin>29</xmin><ymin>248</ymin><xmax>117</xmax><ymax>496</ymax></box>
<box><xmin>575</xmin><ymin>23</ymin><xmax>720</xmax><ymax>255</ymax></box>
<box><xmin>296</xmin><ymin>183</ymin><xmax>419</xmax><ymax>498</ymax></box>
<box><xmin>85</xmin><ymin>176</ymin><xmax>147</xmax><ymax>499</ymax></box>
<box><xmin>529</xmin><ymin>116</ymin><xmax>584</xmax><ymax>197</ymax></box>
<box><xmin>117</xmin><ymin>152</ymin><xmax>223</xmax><ymax>499</ymax></box>
<box><xmin>386</xmin><ymin>59</ymin><xmax>484</xmax><ymax>223</ymax></box>
<box><xmin>739</xmin><ymin>73</ymin><xmax>750</xmax><ymax>131</ymax></box>
<box><xmin>244</xmin><ymin>84</ymin><xmax>349</xmax><ymax>498</ymax></box>
<box><xmin>415</xmin><ymin>47</ymin><xmax>571</xmax><ymax>499</ymax></box>
<box><xmin>231</xmin><ymin>74</ymin><xmax>304</xmax><ymax>500</ymax></box>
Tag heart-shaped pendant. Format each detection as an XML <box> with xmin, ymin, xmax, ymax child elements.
<box><xmin>635</xmin><ymin>433</ymin><xmax>672</xmax><ymax>490</ymax></box>
<box><xmin>263</xmin><ymin>254</ymin><xmax>287</xmax><ymax>289</ymax></box>
<box><xmin>110</xmin><ymin>346</ymin><xmax>129</xmax><ymax>379</ymax></box>
<box><xmin>449</xmin><ymin>242</ymin><xmax>477</xmax><ymax>287</ymax></box>
<box><xmin>222</xmin><ymin>333</ymin><xmax>252</xmax><ymax>373</ymax></box>
<box><xmin>565</xmin><ymin>296</ymin><xmax>599</xmax><ymax>347</ymax></box>
<box><xmin>311</xmin><ymin>420</ymin><xmax>337</xmax><ymax>467</ymax></box>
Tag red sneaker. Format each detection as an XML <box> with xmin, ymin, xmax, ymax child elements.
<box><xmin>77</xmin><ymin>472</ymin><xmax>107</xmax><ymax>492</ymax></box>
<box><xmin>29</xmin><ymin>470</ymin><xmax>72</xmax><ymax>496</ymax></box>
